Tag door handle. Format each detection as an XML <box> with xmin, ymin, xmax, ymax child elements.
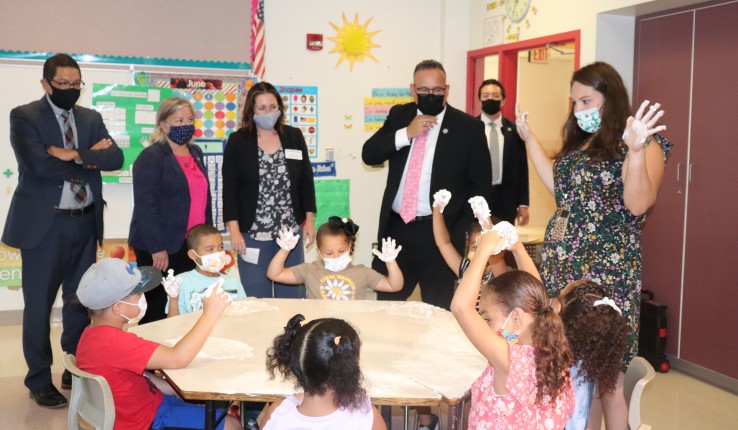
<box><xmin>676</xmin><ymin>163</ymin><xmax>682</xmax><ymax>182</ymax></box>
<box><xmin>688</xmin><ymin>163</ymin><xmax>693</xmax><ymax>183</ymax></box>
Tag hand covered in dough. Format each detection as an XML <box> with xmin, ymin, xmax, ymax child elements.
<box><xmin>372</xmin><ymin>237</ymin><xmax>403</xmax><ymax>263</ymax></box>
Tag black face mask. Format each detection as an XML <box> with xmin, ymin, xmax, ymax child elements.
<box><xmin>481</xmin><ymin>99</ymin><xmax>502</xmax><ymax>116</ymax></box>
<box><xmin>47</xmin><ymin>83</ymin><xmax>81</xmax><ymax>111</ymax></box>
<box><xmin>416</xmin><ymin>94</ymin><xmax>445</xmax><ymax>116</ymax></box>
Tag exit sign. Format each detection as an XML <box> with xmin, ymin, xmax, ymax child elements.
<box><xmin>529</xmin><ymin>48</ymin><xmax>549</xmax><ymax>63</ymax></box>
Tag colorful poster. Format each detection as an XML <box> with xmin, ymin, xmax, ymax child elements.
<box><xmin>314</xmin><ymin>179</ymin><xmax>349</xmax><ymax>228</ymax></box>
<box><xmin>364</xmin><ymin>88</ymin><xmax>413</xmax><ymax>132</ymax></box>
<box><xmin>139</xmin><ymin>72</ymin><xmax>259</xmax><ymax>140</ymax></box>
<box><xmin>92</xmin><ymin>84</ymin><xmax>173</xmax><ymax>183</ymax></box>
<box><xmin>277</xmin><ymin>85</ymin><xmax>318</xmax><ymax>158</ymax></box>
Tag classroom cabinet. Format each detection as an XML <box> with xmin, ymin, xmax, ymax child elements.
<box><xmin>636</xmin><ymin>1</ymin><xmax>738</xmax><ymax>380</ymax></box>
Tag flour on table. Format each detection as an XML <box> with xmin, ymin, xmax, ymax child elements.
<box><xmin>162</xmin><ymin>336</ymin><xmax>254</xmax><ymax>360</ymax></box>
<box><xmin>225</xmin><ymin>298</ymin><xmax>279</xmax><ymax>316</ymax></box>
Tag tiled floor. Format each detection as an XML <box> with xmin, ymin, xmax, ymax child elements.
<box><xmin>2</xmin><ymin>322</ymin><xmax>737</xmax><ymax>429</ymax></box>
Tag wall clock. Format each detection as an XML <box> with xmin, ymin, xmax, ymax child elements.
<box><xmin>505</xmin><ymin>0</ymin><xmax>531</xmax><ymax>24</ymax></box>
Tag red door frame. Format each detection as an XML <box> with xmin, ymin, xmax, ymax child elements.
<box><xmin>466</xmin><ymin>30</ymin><xmax>581</xmax><ymax>118</ymax></box>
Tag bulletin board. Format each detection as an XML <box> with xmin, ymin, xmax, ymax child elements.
<box><xmin>0</xmin><ymin>53</ymin><xmax>253</xmax><ymax>240</ymax></box>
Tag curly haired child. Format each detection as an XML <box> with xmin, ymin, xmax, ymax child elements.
<box><xmin>260</xmin><ymin>314</ymin><xmax>386</xmax><ymax>430</ymax></box>
<box><xmin>555</xmin><ymin>280</ymin><xmax>629</xmax><ymax>430</ymax></box>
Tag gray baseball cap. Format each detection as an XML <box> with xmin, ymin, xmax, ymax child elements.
<box><xmin>77</xmin><ymin>258</ymin><xmax>162</xmax><ymax>310</ymax></box>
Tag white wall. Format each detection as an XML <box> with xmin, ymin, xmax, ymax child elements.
<box><xmin>265</xmin><ymin>0</ymin><xmax>460</xmax><ymax>266</ymax></box>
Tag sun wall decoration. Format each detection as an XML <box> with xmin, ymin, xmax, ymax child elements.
<box><xmin>328</xmin><ymin>13</ymin><xmax>381</xmax><ymax>71</ymax></box>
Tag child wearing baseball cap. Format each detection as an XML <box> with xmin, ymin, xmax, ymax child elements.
<box><xmin>75</xmin><ymin>258</ymin><xmax>241</xmax><ymax>430</ymax></box>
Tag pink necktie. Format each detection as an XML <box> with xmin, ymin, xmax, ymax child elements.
<box><xmin>399</xmin><ymin>131</ymin><xmax>429</xmax><ymax>223</ymax></box>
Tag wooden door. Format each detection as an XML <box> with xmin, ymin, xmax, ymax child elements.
<box><xmin>636</xmin><ymin>10</ymin><xmax>694</xmax><ymax>357</ymax></box>
<box><xmin>679</xmin><ymin>1</ymin><xmax>738</xmax><ymax>379</ymax></box>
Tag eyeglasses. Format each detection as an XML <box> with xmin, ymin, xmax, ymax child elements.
<box><xmin>415</xmin><ymin>87</ymin><xmax>447</xmax><ymax>96</ymax></box>
<box><xmin>47</xmin><ymin>79</ymin><xmax>85</xmax><ymax>90</ymax></box>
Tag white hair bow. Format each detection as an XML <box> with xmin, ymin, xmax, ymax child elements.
<box><xmin>593</xmin><ymin>297</ymin><xmax>622</xmax><ymax>315</ymax></box>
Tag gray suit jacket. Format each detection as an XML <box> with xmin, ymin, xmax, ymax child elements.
<box><xmin>2</xmin><ymin>96</ymin><xmax>123</xmax><ymax>249</ymax></box>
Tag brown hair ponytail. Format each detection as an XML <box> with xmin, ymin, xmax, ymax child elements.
<box><xmin>532</xmin><ymin>306</ymin><xmax>573</xmax><ymax>404</ymax></box>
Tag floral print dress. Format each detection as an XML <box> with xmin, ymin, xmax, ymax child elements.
<box><xmin>540</xmin><ymin>136</ymin><xmax>672</xmax><ymax>366</ymax></box>
<box><xmin>249</xmin><ymin>147</ymin><xmax>297</xmax><ymax>241</ymax></box>
<box><xmin>469</xmin><ymin>344</ymin><xmax>575</xmax><ymax>430</ymax></box>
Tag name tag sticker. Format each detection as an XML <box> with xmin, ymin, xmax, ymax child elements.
<box><xmin>285</xmin><ymin>149</ymin><xmax>303</xmax><ymax>160</ymax></box>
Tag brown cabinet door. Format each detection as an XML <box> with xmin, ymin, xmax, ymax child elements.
<box><xmin>679</xmin><ymin>1</ymin><xmax>738</xmax><ymax>379</ymax></box>
<box><xmin>636</xmin><ymin>10</ymin><xmax>693</xmax><ymax>357</ymax></box>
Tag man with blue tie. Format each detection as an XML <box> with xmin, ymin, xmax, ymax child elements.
<box><xmin>2</xmin><ymin>53</ymin><xmax>123</xmax><ymax>408</ymax></box>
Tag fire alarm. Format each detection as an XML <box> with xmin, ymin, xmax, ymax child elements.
<box><xmin>307</xmin><ymin>34</ymin><xmax>323</xmax><ymax>51</ymax></box>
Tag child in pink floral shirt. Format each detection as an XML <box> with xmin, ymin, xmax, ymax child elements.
<box><xmin>451</xmin><ymin>222</ymin><xmax>575</xmax><ymax>429</ymax></box>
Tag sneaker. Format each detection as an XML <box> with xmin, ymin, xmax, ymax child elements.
<box><xmin>417</xmin><ymin>413</ymin><xmax>439</xmax><ymax>430</ymax></box>
<box><xmin>244</xmin><ymin>418</ymin><xmax>260</xmax><ymax>430</ymax></box>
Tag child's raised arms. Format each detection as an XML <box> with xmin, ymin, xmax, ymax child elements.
<box><xmin>266</xmin><ymin>226</ymin><xmax>301</xmax><ymax>284</ymax></box>
<box><xmin>450</xmin><ymin>223</ymin><xmax>539</xmax><ymax>380</ymax></box>
<box><xmin>371</xmin><ymin>237</ymin><xmax>404</xmax><ymax>292</ymax></box>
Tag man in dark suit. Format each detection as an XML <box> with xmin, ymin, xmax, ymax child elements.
<box><xmin>2</xmin><ymin>54</ymin><xmax>123</xmax><ymax>408</ymax></box>
<box><xmin>478</xmin><ymin>79</ymin><xmax>530</xmax><ymax>225</ymax></box>
<box><xmin>362</xmin><ymin>60</ymin><xmax>492</xmax><ymax>311</ymax></box>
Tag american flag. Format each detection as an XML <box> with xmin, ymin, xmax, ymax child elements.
<box><xmin>250</xmin><ymin>0</ymin><xmax>265</xmax><ymax>79</ymax></box>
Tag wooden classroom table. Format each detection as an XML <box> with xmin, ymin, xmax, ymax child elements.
<box><xmin>129</xmin><ymin>298</ymin><xmax>487</xmax><ymax>430</ymax></box>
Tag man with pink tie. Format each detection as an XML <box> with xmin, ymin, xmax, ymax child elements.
<box><xmin>362</xmin><ymin>60</ymin><xmax>492</xmax><ymax>311</ymax></box>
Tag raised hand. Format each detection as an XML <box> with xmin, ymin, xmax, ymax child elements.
<box><xmin>372</xmin><ymin>237</ymin><xmax>403</xmax><ymax>263</ymax></box>
<box><xmin>490</xmin><ymin>221</ymin><xmax>519</xmax><ymax>251</ymax></box>
<box><xmin>162</xmin><ymin>269</ymin><xmax>182</xmax><ymax>297</ymax></box>
<box><xmin>622</xmin><ymin>100</ymin><xmax>666</xmax><ymax>152</ymax></box>
<box><xmin>433</xmin><ymin>189</ymin><xmax>452</xmax><ymax>213</ymax></box>
<box><xmin>276</xmin><ymin>225</ymin><xmax>300</xmax><ymax>251</ymax></box>
<box><xmin>515</xmin><ymin>102</ymin><xmax>531</xmax><ymax>141</ymax></box>
<box><xmin>468</xmin><ymin>196</ymin><xmax>493</xmax><ymax>231</ymax></box>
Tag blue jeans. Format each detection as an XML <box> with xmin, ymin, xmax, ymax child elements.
<box><xmin>237</xmin><ymin>231</ymin><xmax>306</xmax><ymax>298</ymax></box>
<box><xmin>566</xmin><ymin>360</ymin><xmax>595</xmax><ymax>430</ymax></box>
<box><xmin>151</xmin><ymin>395</ymin><xmax>226</xmax><ymax>430</ymax></box>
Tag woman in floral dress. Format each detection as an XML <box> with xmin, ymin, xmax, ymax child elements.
<box><xmin>516</xmin><ymin>62</ymin><xmax>671</xmax><ymax>430</ymax></box>
<box><xmin>223</xmin><ymin>82</ymin><xmax>316</xmax><ymax>298</ymax></box>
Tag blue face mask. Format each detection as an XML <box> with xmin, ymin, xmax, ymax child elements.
<box><xmin>496</xmin><ymin>311</ymin><xmax>519</xmax><ymax>344</ymax></box>
<box><xmin>167</xmin><ymin>124</ymin><xmax>195</xmax><ymax>145</ymax></box>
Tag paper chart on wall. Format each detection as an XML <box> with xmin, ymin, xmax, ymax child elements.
<box><xmin>92</xmin><ymin>84</ymin><xmax>173</xmax><ymax>183</ymax></box>
<box><xmin>136</xmin><ymin>72</ymin><xmax>259</xmax><ymax>140</ymax></box>
<box><xmin>276</xmin><ymin>85</ymin><xmax>318</xmax><ymax>159</ymax></box>
<box><xmin>364</xmin><ymin>87</ymin><xmax>413</xmax><ymax>132</ymax></box>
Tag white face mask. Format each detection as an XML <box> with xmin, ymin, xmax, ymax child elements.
<box><xmin>194</xmin><ymin>251</ymin><xmax>228</xmax><ymax>273</ymax></box>
<box><xmin>322</xmin><ymin>251</ymin><xmax>352</xmax><ymax>272</ymax></box>
<box><xmin>574</xmin><ymin>105</ymin><xmax>603</xmax><ymax>134</ymax></box>
<box><xmin>118</xmin><ymin>295</ymin><xmax>147</xmax><ymax>325</ymax></box>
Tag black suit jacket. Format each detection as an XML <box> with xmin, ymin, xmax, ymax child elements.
<box><xmin>2</xmin><ymin>97</ymin><xmax>123</xmax><ymax>249</ymax></box>
<box><xmin>480</xmin><ymin>115</ymin><xmax>529</xmax><ymax>223</ymax></box>
<box><xmin>128</xmin><ymin>142</ymin><xmax>212</xmax><ymax>254</ymax></box>
<box><xmin>222</xmin><ymin>125</ymin><xmax>316</xmax><ymax>231</ymax></box>
<box><xmin>363</xmin><ymin>103</ymin><xmax>492</xmax><ymax>246</ymax></box>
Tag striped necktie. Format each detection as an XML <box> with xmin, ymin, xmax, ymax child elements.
<box><xmin>61</xmin><ymin>111</ymin><xmax>88</xmax><ymax>204</ymax></box>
